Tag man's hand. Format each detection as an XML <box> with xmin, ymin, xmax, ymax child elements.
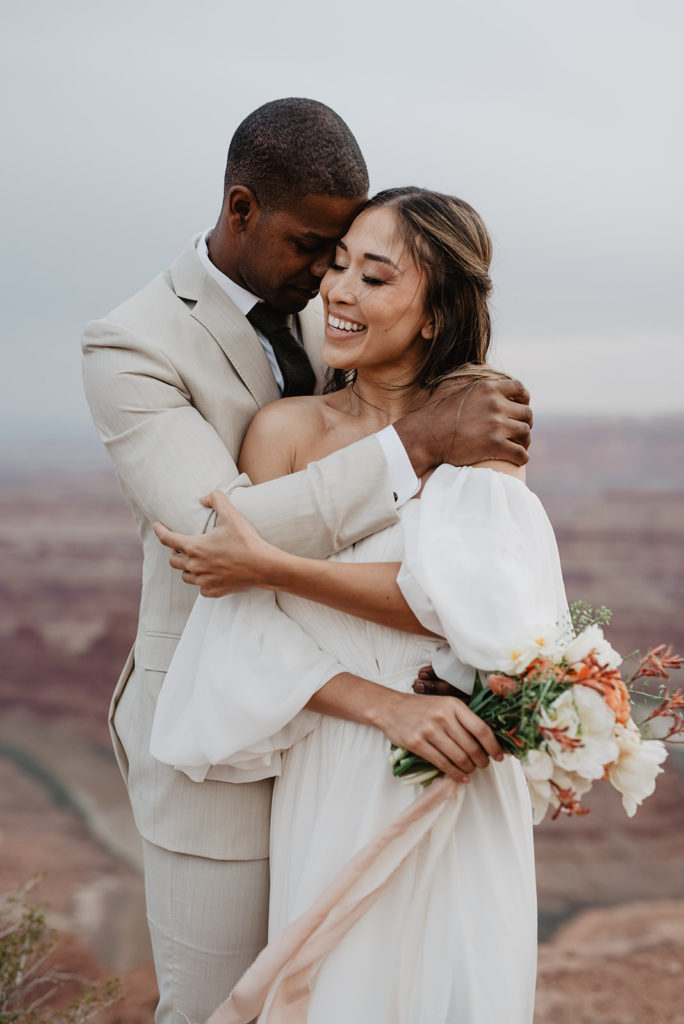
<box><xmin>154</xmin><ymin>491</ymin><xmax>275</xmax><ymax>597</ymax></box>
<box><xmin>412</xmin><ymin>665</ymin><xmax>468</xmax><ymax>699</ymax></box>
<box><xmin>394</xmin><ymin>375</ymin><xmax>532</xmax><ymax>479</ymax></box>
<box><xmin>367</xmin><ymin>686</ymin><xmax>503</xmax><ymax>784</ymax></box>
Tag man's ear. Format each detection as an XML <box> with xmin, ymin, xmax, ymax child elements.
<box><xmin>225</xmin><ymin>186</ymin><xmax>259</xmax><ymax>233</ymax></box>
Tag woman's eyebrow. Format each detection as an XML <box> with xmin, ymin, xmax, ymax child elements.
<box><xmin>364</xmin><ymin>253</ymin><xmax>398</xmax><ymax>269</ymax></box>
<box><xmin>337</xmin><ymin>239</ymin><xmax>398</xmax><ymax>270</ymax></box>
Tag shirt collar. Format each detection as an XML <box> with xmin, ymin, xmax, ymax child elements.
<box><xmin>196</xmin><ymin>230</ymin><xmax>260</xmax><ymax>316</ymax></box>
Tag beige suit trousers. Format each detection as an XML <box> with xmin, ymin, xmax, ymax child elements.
<box><xmin>143</xmin><ymin>839</ymin><xmax>269</xmax><ymax>1024</ymax></box>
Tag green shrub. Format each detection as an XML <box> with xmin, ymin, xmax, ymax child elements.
<box><xmin>0</xmin><ymin>883</ymin><xmax>120</xmax><ymax>1024</ymax></box>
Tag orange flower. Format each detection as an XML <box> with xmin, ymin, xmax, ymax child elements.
<box><xmin>567</xmin><ymin>655</ymin><xmax>631</xmax><ymax>725</ymax></box>
<box><xmin>641</xmin><ymin>686</ymin><xmax>684</xmax><ymax>740</ymax></box>
<box><xmin>550</xmin><ymin>782</ymin><xmax>590</xmax><ymax>819</ymax></box>
<box><xmin>488</xmin><ymin>673</ymin><xmax>520</xmax><ymax>696</ymax></box>
<box><xmin>638</xmin><ymin>644</ymin><xmax>684</xmax><ymax>679</ymax></box>
<box><xmin>521</xmin><ymin>658</ymin><xmax>566</xmax><ymax>682</ymax></box>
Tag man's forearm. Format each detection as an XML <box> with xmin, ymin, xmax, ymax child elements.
<box><xmin>226</xmin><ymin>434</ymin><xmax>397</xmax><ymax>559</ymax></box>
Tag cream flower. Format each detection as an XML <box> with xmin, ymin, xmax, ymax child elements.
<box><xmin>564</xmin><ymin>624</ymin><xmax>622</xmax><ymax>670</ymax></box>
<box><xmin>539</xmin><ymin>685</ymin><xmax>618</xmax><ymax>779</ymax></box>
<box><xmin>502</xmin><ymin>629</ymin><xmax>565</xmax><ymax>675</ymax></box>
<box><xmin>608</xmin><ymin>720</ymin><xmax>668</xmax><ymax>816</ymax></box>
<box><xmin>550</xmin><ymin>764</ymin><xmax>593</xmax><ymax>800</ymax></box>
<box><xmin>522</xmin><ymin>749</ymin><xmax>554</xmax><ymax>823</ymax></box>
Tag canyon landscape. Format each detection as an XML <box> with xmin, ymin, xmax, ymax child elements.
<box><xmin>1</xmin><ymin>415</ymin><xmax>683</xmax><ymax>1023</ymax></box>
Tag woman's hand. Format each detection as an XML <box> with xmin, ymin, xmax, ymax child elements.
<box><xmin>154</xmin><ymin>490</ymin><xmax>280</xmax><ymax>597</ymax></box>
<box><xmin>369</xmin><ymin>687</ymin><xmax>503</xmax><ymax>784</ymax></box>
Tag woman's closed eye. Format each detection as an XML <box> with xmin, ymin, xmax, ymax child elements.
<box><xmin>328</xmin><ymin>264</ymin><xmax>387</xmax><ymax>286</ymax></box>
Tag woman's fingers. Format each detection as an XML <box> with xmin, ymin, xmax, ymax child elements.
<box><xmin>207</xmin><ymin>489</ymin><xmax>239</xmax><ymax>523</ymax></box>
<box><xmin>153</xmin><ymin>493</ymin><xmax>275</xmax><ymax>596</ymax></box>
<box><xmin>450</xmin><ymin>702</ymin><xmax>504</xmax><ymax>762</ymax></box>
<box><xmin>415</xmin><ymin>741</ymin><xmax>472</xmax><ymax>784</ymax></box>
<box><xmin>443</xmin><ymin>725</ymin><xmax>489</xmax><ymax>770</ymax></box>
<box><xmin>154</xmin><ymin>521</ymin><xmax>187</xmax><ymax>551</ymax></box>
<box><xmin>401</xmin><ymin>724</ymin><xmax>476</xmax><ymax>780</ymax></box>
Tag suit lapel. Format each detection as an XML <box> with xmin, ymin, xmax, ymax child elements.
<box><xmin>170</xmin><ymin>241</ymin><xmax>280</xmax><ymax>408</ymax></box>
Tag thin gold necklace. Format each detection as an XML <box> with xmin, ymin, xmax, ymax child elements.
<box><xmin>348</xmin><ymin>382</ymin><xmax>388</xmax><ymax>416</ymax></box>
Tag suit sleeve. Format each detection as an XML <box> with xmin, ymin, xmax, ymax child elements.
<box><xmin>82</xmin><ymin>319</ymin><xmax>398</xmax><ymax>556</ymax></box>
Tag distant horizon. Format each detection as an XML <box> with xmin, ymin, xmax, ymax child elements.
<box><xmin>1</xmin><ymin>412</ymin><xmax>682</xmax><ymax>488</ymax></box>
<box><xmin>2</xmin><ymin>407</ymin><xmax>683</xmax><ymax>445</ymax></box>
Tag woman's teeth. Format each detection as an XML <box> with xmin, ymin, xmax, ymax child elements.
<box><xmin>328</xmin><ymin>315</ymin><xmax>365</xmax><ymax>332</ymax></box>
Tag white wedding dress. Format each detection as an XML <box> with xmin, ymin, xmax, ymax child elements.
<box><xmin>152</xmin><ymin>466</ymin><xmax>569</xmax><ymax>1024</ymax></box>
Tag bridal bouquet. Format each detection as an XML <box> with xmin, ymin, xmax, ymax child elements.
<box><xmin>390</xmin><ymin>603</ymin><xmax>683</xmax><ymax>823</ymax></box>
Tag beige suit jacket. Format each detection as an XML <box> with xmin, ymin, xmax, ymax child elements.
<box><xmin>82</xmin><ymin>238</ymin><xmax>398</xmax><ymax>860</ymax></box>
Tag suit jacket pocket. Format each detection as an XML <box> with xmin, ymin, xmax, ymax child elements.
<box><xmin>139</xmin><ymin>631</ymin><xmax>180</xmax><ymax>671</ymax></box>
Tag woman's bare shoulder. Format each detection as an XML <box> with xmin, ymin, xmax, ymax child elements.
<box><xmin>238</xmin><ymin>396</ymin><xmax>336</xmax><ymax>482</ymax></box>
<box><xmin>246</xmin><ymin>395</ymin><xmax>333</xmax><ymax>440</ymax></box>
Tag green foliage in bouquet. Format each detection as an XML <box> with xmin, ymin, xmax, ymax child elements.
<box><xmin>568</xmin><ymin>600</ymin><xmax>612</xmax><ymax>635</ymax></box>
<box><xmin>391</xmin><ymin>662</ymin><xmax>570</xmax><ymax>786</ymax></box>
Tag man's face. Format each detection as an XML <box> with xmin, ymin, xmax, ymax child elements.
<box><xmin>236</xmin><ymin>193</ymin><xmax>366</xmax><ymax>313</ymax></box>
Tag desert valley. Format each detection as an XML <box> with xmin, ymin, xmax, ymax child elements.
<box><xmin>1</xmin><ymin>415</ymin><xmax>683</xmax><ymax>1023</ymax></box>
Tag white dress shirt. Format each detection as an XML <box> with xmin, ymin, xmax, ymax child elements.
<box><xmin>197</xmin><ymin>231</ymin><xmax>420</xmax><ymax>505</ymax></box>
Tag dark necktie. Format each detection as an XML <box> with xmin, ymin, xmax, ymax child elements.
<box><xmin>246</xmin><ymin>302</ymin><xmax>317</xmax><ymax>398</ymax></box>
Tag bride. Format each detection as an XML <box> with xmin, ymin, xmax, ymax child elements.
<box><xmin>152</xmin><ymin>187</ymin><xmax>567</xmax><ymax>1023</ymax></box>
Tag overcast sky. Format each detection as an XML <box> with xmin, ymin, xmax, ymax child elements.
<box><xmin>2</xmin><ymin>0</ymin><xmax>682</xmax><ymax>439</ymax></box>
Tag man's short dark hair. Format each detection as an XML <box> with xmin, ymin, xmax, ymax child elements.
<box><xmin>224</xmin><ymin>98</ymin><xmax>369</xmax><ymax>208</ymax></box>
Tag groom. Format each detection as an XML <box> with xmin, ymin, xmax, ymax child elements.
<box><xmin>82</xmin><ymin>98</ymin><xmax>532</xmax><ymax>1024</ymax></box>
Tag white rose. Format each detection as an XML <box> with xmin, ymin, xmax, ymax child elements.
<box><xmin>522</xmin><ymin>749</ymin><xmax>554</xmax><ymax>824</ymax></box>
<box><xmin>593</xmin><ymin>635</ymin><xmax>622</xmax><ymax>670</ymax></box>
<box><xmin>563</xmin><ymin>625</ymin><xmax>622</xmax><ymax>670</ymax></box>
<box><xmin>539</xmin><ymin>685</ymin><xmax>618</xmax><ymax>779</ymax></box>
<box><xmin>608</xmin><ymin>720</ymin><xmax>668</xmax><ymax>816</ymax></box>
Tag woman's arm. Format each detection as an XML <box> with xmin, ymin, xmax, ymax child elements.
<box><xmin>156</xmin><ymin>399</ymin><xmax>430</xmax><ymax>633</ymax></box>
<box><xmin>165</xmin><ymin>486</ymin><xmax>434</xmax><ymax>635</ymax></box>
<box><xmin>235</xmin><ymin>401</ymin><xmax>435</xmax><ymax>633</ymax></box>
<box><xmin>263</xmin><ymin>463</ymin><xmax>526</xmax><ymax>631</ymax></box>
<box><xmin>159</xmin><ymin>420</ymin><xmax>528</xmax><ymax>632</ymax></box>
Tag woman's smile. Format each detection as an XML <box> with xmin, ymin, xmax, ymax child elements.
<box><xmin>326</xmin><ymin>313</ymin><xmax>367</xmax><ymax>335</ymax></box>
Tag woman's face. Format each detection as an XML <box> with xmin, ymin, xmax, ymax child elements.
<box><xmin>320</xmin><ymin>207</ymin><xmax>433</xmax><ymax>378</ymax></box>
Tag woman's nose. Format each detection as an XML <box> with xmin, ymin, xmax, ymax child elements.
<box><xmin>324</xmin><ymin>269</ymin><xmax>354</xmax><ymax>305</ymax></box>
